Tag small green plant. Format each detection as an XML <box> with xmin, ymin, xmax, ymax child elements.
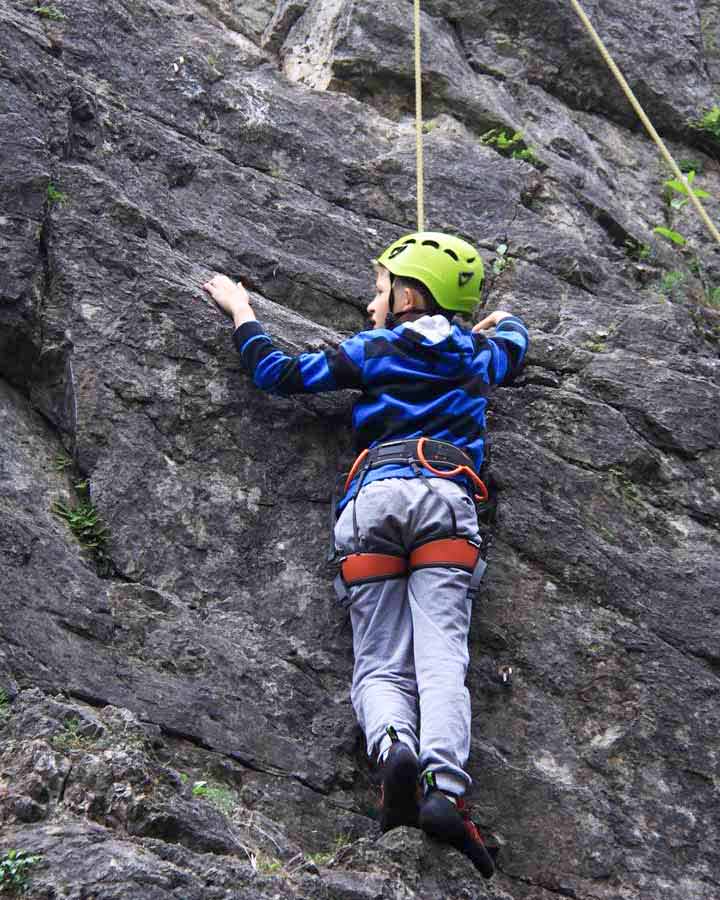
<box><xmin>678</xmin><ymin>159</ymin><xmax>704</xmax><ymax>175</ymax></box>
<box><xmin>491</xmin><ymin>243</ymin><xmax>513</xmax><ymax>276</ymax></box>
<box><xmin>653</xmin><ymin>170</ymin><xmax>713</xmax><ymax>248</ymax></box>
<box><xmin>53</xmin><ymin>454</ymin><xmax>73</xmax><ymax>472</ymax></box>
<box><xmin>706</xmin><ymin>285</ymin><xmax>720</xmax><ymax>308</ymax></box>
<box><xmin>624</xmin><ymin>239</ymin><xmax>652</xmax><ymax>261</ymax></box>
<box><xmin>191</xmin><ymin>781</ymin><xmax>208</xmax><ymax>798</ymax></box>
<box><xmin>0</xmin><ymin>849</ymin><xmax>42</xmax><ymax>894</ymax></box>
<box><xmin>33</xmin><ymin>5</ymin><xmax>65</xmax><ymax>21</ymax></box>
<box><xmin>46</xmin><ymin>183</ymin><xmax>67</xmax><ymax>207</ymax></box>
<box><xmin>654</xmin><ymin>226</ymin><xmax>686</xmax><ymax>247</ymax></box>
<box><xmin>51</xmin><ymin>717</ymin><xmax>95</xmax><ymax>752</ymax></box>
<box><xmin>53</xmin><ymin>475</ymin><xmax>111</xmax><ymax>573</ymax></box>
<box><xmin>693</xmin><ymin>106</ymin><xmax>720</xmax><ymax>141</ymax></box>
<box><xmin>53</xmin><ymin>498</ymin><xmax>108</xmax><ymax>552</ymax></box>
<box><xmin>191</xmin><ymin>780</ymin><xmax>237</xmax><ymax>816</ymax></box>
<box><xmin>662</xmin><ymin>170</ymin><xmax>710</xmax><ymax>211</ymax></box>
<box><xmin>660</xmin><ymin>270</ymin><xmax>686</xmax><ymax>298</ymax></box>
<box><xmin>0</xmin><ymin>689</ymin><xmax>10</xmax><ymax>722</ymax></box>
<box><xmin>481</xmin><ymin>128</ymin><xmax>542</xmax><ymax>167</ymax></box>
<box><xmin>307</xmin><ymin>834</ymin><xmax>352</xmax><ymax>867</ymax></box>
<box><xmin>251</xmin><ymin>852</ymin><xmax>283</xmax><ymax>875</ymax></box>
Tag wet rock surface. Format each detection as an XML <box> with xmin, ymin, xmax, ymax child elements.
<box><xmin>1</xmin><ymin>1</ymin><xmax>719</xmax><ymax>898</ymax></box>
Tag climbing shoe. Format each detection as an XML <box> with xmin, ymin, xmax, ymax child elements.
<box><xmin>378</xmin><ymin>731</ymin><xmax>420</xmax><ymax>832</ymax></box>
<box><xmin>419</xmin><ymin>789</ymin><xmax>496</xmax><ymax>879</ymax></box>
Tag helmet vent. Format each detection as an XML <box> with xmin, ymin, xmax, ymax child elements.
<box><xmin>466</xmin><ymin>257</ymin><xmax>476</xmax><ymax>263</ymax></box>
<box><xmin>444</xmin><ymin>248</ymin><xmax>459</xmax><ymax>261</ymax></box>
<box><xmin>421</xmin><ymin>240</ymin><xmax>440</xmax><ymax>248</ymax></box>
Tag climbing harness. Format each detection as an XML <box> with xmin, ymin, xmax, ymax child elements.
<box><xmin>569</xmin><ymin>0</ymin><xmax>720</xmax><ymax>247</ymax></box>
<box><xmin>333</xmin><ymin>438</ymin><xmax>489</xmax><ymax>608</ymax></box>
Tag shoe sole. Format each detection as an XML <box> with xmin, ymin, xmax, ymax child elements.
<box><xmin>381</xmin><ymin>747</ymin><xmax>420</xmax><ymax>832</ymax></box>
<box><xmin>419</xmin><ymin>794</ymin><xmax>495</xmax><ymax>879</ymax></box>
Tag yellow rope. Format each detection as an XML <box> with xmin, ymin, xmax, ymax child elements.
<box><xmin>414</xmin><ymin>0</ymin><xmax>425</xmax><ymax>231</ymax></box>
<box><xmin>569</xmin><ymin>0</ymin><xmax>720</xmax><ymax>247</ymax></box>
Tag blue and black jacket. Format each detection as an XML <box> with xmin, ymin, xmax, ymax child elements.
<box><xmin>234</xmin><ymin>314</ymin><xmax>529</xmax><ymax>507</ymax></box>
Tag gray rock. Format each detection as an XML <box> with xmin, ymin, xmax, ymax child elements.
<box><xmin>1</xmin><ymin>1</ymin><xmax>720</xmax><ymax>899</ymax></box>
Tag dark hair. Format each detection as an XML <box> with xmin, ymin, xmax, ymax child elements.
<box><xmin>392</xmin><ymin>276</ymin><xmax>452</xmax><ymax>321</ymax></box>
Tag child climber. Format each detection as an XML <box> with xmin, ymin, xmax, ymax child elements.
<box><xmin>203</xmin><ymin>232</ymin><xmax>529</xmax><ymax>878</ymax></box>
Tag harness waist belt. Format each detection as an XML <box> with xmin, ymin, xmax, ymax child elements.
<box><xmin>343</xmin><ymin>437</ymin><xmax>489</xmax><ymax>503</ymax></box>
<box><xmin>363</xmin><ymin>438</ymin><xmax>474</xmax><ymax>472</ymax></box>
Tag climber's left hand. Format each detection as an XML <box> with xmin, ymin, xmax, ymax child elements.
<box><xmin>202</xmin><ymin>274</ymin><xmax>256</xmax><ymax>328</ymax></box>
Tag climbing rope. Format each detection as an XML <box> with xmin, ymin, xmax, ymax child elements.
<box><xmin>414</xmin><ymin>0</ymin><xmax>425</xmax><ymax>231</ymax></box>
<box><xmin>569</xmin><ymin>0</ymin><xmax>720</xmax><ymax>247</ymax></box>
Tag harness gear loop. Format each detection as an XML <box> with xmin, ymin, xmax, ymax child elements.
<box><xmin>414</xmin><ymin>0</ymin><xmax>425</xmax><ymax>231</ymax></box>
<box><xmin>569</xmin><ymin>0</ymin><xmax>720</xmax><ymax>248</ymax></box>
<box><xmin>417</xmin><ymin>436</ymin><xmax>489</xmax><ymax>503</ymax></box>
<box><xmin>344</xmin><ymin>448</ymin><xmax>369</xmax><ymax>494</ymax></box>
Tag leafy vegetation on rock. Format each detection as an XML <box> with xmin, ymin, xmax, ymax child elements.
<box><xmin>0</xmin><ymin>850</ymin><xmax>42</xmax><ymax>895</ymax></box>
<box><xmin>480</xmin><ymin>128</ymin><xmax>543</xmax><ymax>168</ymax></box>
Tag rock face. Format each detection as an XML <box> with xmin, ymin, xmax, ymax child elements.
<box><xmin>1</xmin><ymin>1</ymin><xmax>719</xmax><ymax>898</ymax></box>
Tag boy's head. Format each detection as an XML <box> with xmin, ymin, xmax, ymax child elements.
<box><xmin>367</xmin><ymin>267</ymin><xmax>445</xmax><ymax>329</ymax></box>
<box><xmin>368</xmin><ymin>232</ymin><xmax>484</xmax><ymax>329</ymax></box>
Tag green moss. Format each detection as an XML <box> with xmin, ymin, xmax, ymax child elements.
<box><xmin>659</xmin><ymin>270</ymin><xmax>686</xmax><ymax>299</ymax></box>
<box><xmin>481</xmin><ymin>128</ymin><xmax>544</xmax><ymax>169</ymax></box>
<box><xmin>252</xmin><ymin>853</ymin><xmax>284</xmax><ymax>875</ymax></box>
<box><xmin>46</xmin><ymin>183</ymin><xmax>68</xmax><ymax>207</ymax></box>
<box><xmin>678</xmin><ymin>159</ymin><xmax>704</xmax><ymax>175</ymax></box>
<box><xmin>624</xmin><ymin>239</ymin><xmax>651</xmax><ymax>261</ymax></box>
<box><xmin>34</xmin><ymin>5</ymin><xmax>66</xmax><ymax>21</ymax></box>
<box><xmin>191</xmin><ymin>780</ymin><xmax>237</xmax><ymax>816</ymax></box>
<box><xmin>608</xmin><ymin>468</ymin><xmax>641</xmax><ymax>507</ymax></box>
<box><xmin>692</xmin><ymin>106</ymin><xmax>720</xmax><ymax>143</ymax></box>
<box><xmin>307</xmin><ymin>834</ymin><xmax>352</xmax><ymax>867</ymax></box>
<box><xmin>706</xmin><ymin>286</ymin><xmax>720</xmax><ymax>309</ymax></box>
<box><xmin>50</xmin><ymin>717</ymin><xmax>96</xmax><ymax>752</ymax></box>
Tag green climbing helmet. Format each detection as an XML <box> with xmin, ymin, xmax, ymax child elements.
<box><xmin>375</xmin><ymin>231</ymin><xmax>484</xmax><ymax>314</ymax></box>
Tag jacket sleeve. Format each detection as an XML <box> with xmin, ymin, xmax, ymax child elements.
<box><xmin>233</xmin><ymin>321</ymin><xmax>364</xmax><ymax>395</ymax></box>
<box><xmin>474</xmin><ymin>316</ymin><xmax>530</xmax><ymax>385</ymax></box>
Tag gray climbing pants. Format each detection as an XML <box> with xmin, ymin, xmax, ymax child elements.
<box><xmin>334</xmin><ymin>476</ymin><xmax>483</xmax><ymax>796</ymax></box>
